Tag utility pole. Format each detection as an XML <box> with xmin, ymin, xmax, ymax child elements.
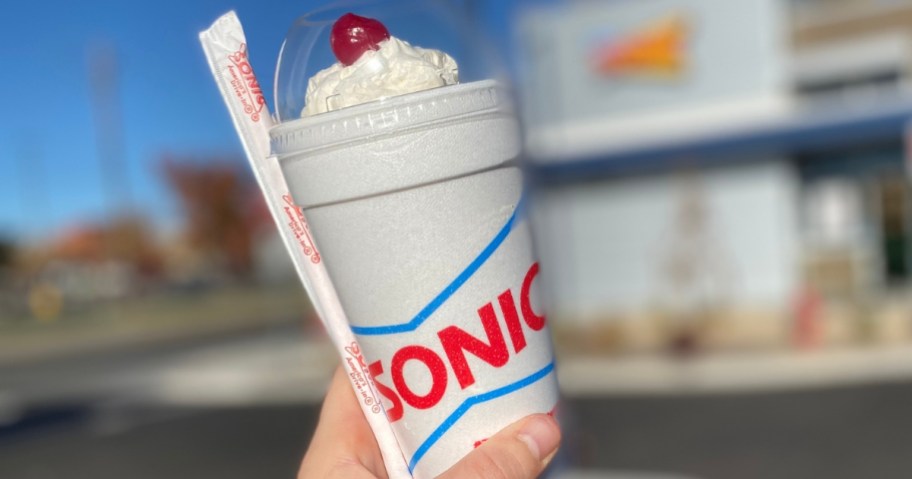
<box><xmin>87</xmin><ymin>41</ymin><xmax>132</xmax><ymax>215</ymax></box>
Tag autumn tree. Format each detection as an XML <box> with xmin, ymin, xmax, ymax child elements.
<box><xmin>162</xmin><ymin>156</ymin><xmax>269</xmax><ymax>278</ymax></box>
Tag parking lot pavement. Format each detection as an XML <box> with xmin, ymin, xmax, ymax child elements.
<box><xmin>7</xmin><ymin>330</ymin><xmax>912</xmax><ymax>478</ymax></box>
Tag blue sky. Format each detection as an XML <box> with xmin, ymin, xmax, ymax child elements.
<box><xmin>0</xmin><ymin>0</ymin><xmax>553</xmax><ymax>241</ymax></box>
<box><xmin>0</xmin><ymin>0</ymin><xmax>301</xmax><ymax>239</ymax></box>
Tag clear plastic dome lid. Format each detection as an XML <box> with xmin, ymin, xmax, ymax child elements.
<box><xmin>273</xmin><ymin>0</ymin><xmax>504</xmax><ymax>122</ymax></box>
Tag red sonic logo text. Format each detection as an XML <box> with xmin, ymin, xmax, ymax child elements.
<box><xmin>227</xmin><ymin>43</ymin><xmax>266</xmax><ymax>122</ymax></box>
<box><xmin>369</xmin><ymin>262</ymin><xmax>546</xmax><ymax>421</ymax></box>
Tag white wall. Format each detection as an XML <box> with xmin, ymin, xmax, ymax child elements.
<box><xmin>532</xmin><ymin>160</ymin><xmax>800</xmax><ymax>321</ymax></box>
<box><xmin>519</xmin><ymin>0</ymin><xmax>791</xmax><ymax>159</ymax></box>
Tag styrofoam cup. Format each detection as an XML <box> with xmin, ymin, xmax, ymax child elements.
<box><xmin>272</xmin><ymin>79</ymin><xmax>559</xmax><ymax>478</ymax></box>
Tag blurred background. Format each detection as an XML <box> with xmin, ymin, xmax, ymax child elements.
<box><xmin>4</xmin><ymin>0</ymin><xmax>912</xmax><ymax>477</ymax></box>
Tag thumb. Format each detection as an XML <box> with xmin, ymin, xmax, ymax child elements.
<box><xmin>438</xmin><ymin>414</ymin><xmax>561</xmax><ymax>479</ymax></box>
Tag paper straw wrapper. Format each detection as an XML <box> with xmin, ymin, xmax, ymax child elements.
<box><xmin>199</xmin><ymin>11</ymin><xmax>411</xmax><ymax>479</ymax></box>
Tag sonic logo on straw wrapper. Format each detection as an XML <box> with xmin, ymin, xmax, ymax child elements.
<box><xmin>226</xmin><ymin>43</ymin><xmax>266</xmax><ymax>122</ymax></box>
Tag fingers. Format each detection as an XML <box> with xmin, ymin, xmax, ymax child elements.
<box><xmin>298</xmin><ymin>366</ymin><xmax>388</xmax><ymax>479</ymax></box>
<box><xmin>316</xmin><ymin>366</ymin><xmax>375</xmax><ymax>436</ymax></box>
<box><xmin>301</xmin><ymin>367</ymin><xmax>561</xmax><ymax>479</ymax></box>
<box><xmin>438</xmin><ymin>414</ymin><xmax>561</xmax><ymax>479</ymax></box>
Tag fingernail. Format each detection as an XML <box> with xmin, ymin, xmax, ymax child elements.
<box><xmin>517</xmin><ymin>415</ymin><xmax>560</xmax><ymax>461</ymax></box>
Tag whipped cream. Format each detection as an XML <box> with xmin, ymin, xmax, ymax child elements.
<box><xmin>302</xmin><ymin>36</ymin><xmax>458</xmax><ymax>116</ymax></box>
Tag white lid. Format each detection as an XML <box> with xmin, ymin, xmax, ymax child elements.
<box><xmin>271</xmin><ymin>79</ymin><xmax>509</xmax><ymax>155</ymax></box>
<box><xmin>273</xmin><ymin>80</ymin><xmax>521</xmax><ymax>209</ymax></box>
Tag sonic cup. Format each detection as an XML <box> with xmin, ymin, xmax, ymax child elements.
<box><xmin>271</xmin><ymin>79</ymin><xmax>558</xmax><ymax>478</ymax></box>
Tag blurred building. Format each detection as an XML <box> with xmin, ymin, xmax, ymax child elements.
<box><xmin>519</xmin><ymin>0</ymin><xmax>912</xmax><ymax>351</ymax></box>
<box><xmin>792</xmin><ymin>0</ymin><xmax>912</xmax><ymax>297</ymax></box>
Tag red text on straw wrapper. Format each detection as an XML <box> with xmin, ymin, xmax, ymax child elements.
<box><xmin>369</xmin><ymin>262</ymin><xmax>547</xmax><ymax>422</ymax></box>
<box><xmin>226</xmin><ymin>43</ymin><xmax>266</xmax><ymax>122</ymax></box>
<box><xmin>281</xmin><ymin>195</ymin><xmax>321</xmax><ymax>263</ymax></box>
<box><xmin>345</xmin><ymin>342</ymin><xmax>382</xmax><ymax>414</ymax></box>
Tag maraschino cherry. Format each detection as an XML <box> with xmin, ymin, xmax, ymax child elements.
<box><xmin>330</xmin><ymin>13</ymin><xmax>391</xmax><ymax>66</ymax></box>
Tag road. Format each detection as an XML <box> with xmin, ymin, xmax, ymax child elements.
<box><xmin>3</xmin><ymin>330</ymin><xmax>912</xmax><ymax>478</ymax></box>
<box><xmin>0</xmin><ymin>405</ymin><xmax>316</xmax><ymax>479</ymax></box>
<box><xmin>563</xmin><ymin>381</ymin><xmax>912</xmax><ymax>479</ymax></box>
<box><xmin>3</xmin><ymin>379</ymin><xmax>912</xmax><ymax>478</ymax></box>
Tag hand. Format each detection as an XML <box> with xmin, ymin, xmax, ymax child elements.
<box><xmin>299</xmin><ymin>366</ymin><xmax>561</xmax><ymax>479</ymax></box>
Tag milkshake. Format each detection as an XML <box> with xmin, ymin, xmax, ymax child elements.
<box><xmin>272</xmin><ymin>12</ymin><xmax>559</xmax><ymax>478</ymax></box>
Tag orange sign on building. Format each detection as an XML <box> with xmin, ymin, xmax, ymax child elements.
<box><xmin>590</xmin><ymin>14</ymin><xmax>689</xmax><ymax>77</ymax></box>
